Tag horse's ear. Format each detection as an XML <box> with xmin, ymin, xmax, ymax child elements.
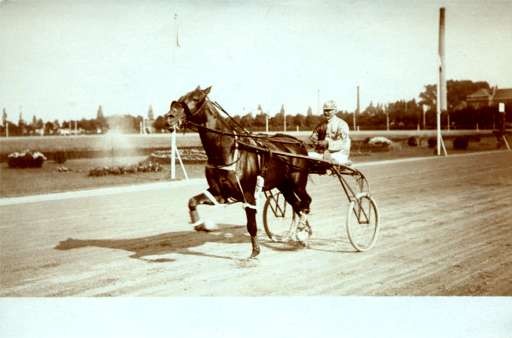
<box><xmin>195</xmin><ymin>85</ymin><xmax>201</xmax><ymax>91</ymax></box>
<box><xmin>204</xmin><ymin>86</ymin><xmax>212</xmax><ymax>95</ymax></box>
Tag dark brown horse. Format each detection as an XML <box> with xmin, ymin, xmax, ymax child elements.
<box><xmin>166</xmin><ymin>86</ymin><xmax>312</xmax><ymax>258</ymax></box>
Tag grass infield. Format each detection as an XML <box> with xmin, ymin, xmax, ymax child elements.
<box><xmin>0</xmin><ymin>135</ymin><xmax>503</xmax><ymax>198</ymax></box>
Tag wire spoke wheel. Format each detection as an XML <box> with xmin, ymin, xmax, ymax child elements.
<box><xmin>346</xmin><ymin>193</ymin><xmax>379</xmax><ymax>251</ymax></box>
<box><xmin>262</xmin><ymin>191</ymin><xmax>298</xmax><ymax>242</ymax></box>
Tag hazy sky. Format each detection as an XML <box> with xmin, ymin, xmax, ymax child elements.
<box><xmin>0</xmin><ymin>0</ymin><xmax>511</xmax><ymax>122</ymax></box>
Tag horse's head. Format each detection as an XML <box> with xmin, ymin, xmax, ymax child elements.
<box><xmin>166</xmin><ymin>85</ymin><xmax>212</xmax><ymax>131</ymax></box>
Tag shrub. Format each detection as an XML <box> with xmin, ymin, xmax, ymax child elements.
<box><xmin>366</xmin><ymin>136</ymin><xmax>392</xmax><ymax>152</ymax></box>
<box><xmin>54</xmin><ymin>150</ymin><xmax>68</xmax><ymax>164</ymax></box>
<box><xmin>427</xmin><ymin>137</ymin><xmax>437</xmax><ymax>148</ymax></box>
<box><xmin>88</xmin><ymin>160</ymin><xmax>161</xmax><ymax>177</ymax></box>
<box><xmin>453</xmin><ymin>136</ymin><xmax>469</xmax><ymax>150</ymax></box>
<box><xmin>407</xmin><ymin>137</ymin><xmax>418</xmax><ymax>147</ymax></box>
<box><xmin>7</xmin><ymin>150</ymin><xmax>47</xmax><ymax>168</ymax></box>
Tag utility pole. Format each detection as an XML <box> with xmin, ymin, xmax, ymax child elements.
<box><xmin>385</xmin><ymin>106</ymin><xmax>390</xmax><ymax>131</ymax></box>
<box><xmin>437</xmin><ymin>7</ymin><xmax>448</xmax><ymax>156</ymax></box>
<box><xmin>422</xmin><ymin>104</ymin><xmax>427</xmax><ymax>129</ymax></box>
<box><xmin>354</xmin><ymin>85</ymin><xmax>359</xmax><ymax>131</ymax></box>
<box><xmin>283</xmin><ymin>110</ymin><xmax>286</xmax><ymax>133</ymax></box>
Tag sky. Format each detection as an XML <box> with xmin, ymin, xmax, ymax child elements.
<box><xmin>0</xmin><ymin>0</ymin><xmax>511</xmax><ymax>122</ymax></box>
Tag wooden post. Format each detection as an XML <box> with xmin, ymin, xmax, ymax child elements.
<box><xmin>171</xmin><ymin>129</ymin><xmax>176</xmax><ymax>179</ymax></box>
<box><xmin>170</xmin><ymin>129</ymin><xmax>189</xmax><ymax>180</ymax></box>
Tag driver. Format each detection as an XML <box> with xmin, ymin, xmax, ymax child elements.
<box><xmin>308</xmin><ymin>100</ymin><xmax>351</xmax><ymax>165</ymax></box>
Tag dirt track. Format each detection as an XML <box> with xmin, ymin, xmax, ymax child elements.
<box><xmin>1</xmin><ymin>151</ymin><xmax>511</xmax><ymax>296</ymax></box>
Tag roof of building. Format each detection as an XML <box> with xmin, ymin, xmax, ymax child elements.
<box><xmin>466</xmin><ymin>87</ymin><xmax>512</xmax><ymax>104</ymax></box>
<box><xmin>466</xmin><ymin>88</ymin><xmax>491</xmax><ymax>101</ymax></box>
<box><xmin>494</xmin><ymin>88</ymin><xmax>512</xmax><ymax>101</ymax></box>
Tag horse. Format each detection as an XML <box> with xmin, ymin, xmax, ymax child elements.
<box><xmin>165</xmin><ymin>86</ymin><xmax>312</xmax><ymax>258</ymax></box>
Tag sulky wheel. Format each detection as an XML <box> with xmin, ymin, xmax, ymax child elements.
<box><xmin>262</xmin><ymin>191</ymin><xmax>310</xmax><ymax>242</ymax></box>
<box><xmin>346</xmin><ymin>192</ymin><xmax>380</xmax><ymax>252</ymax></box>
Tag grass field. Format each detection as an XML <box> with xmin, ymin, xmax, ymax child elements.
<box><xmin>0</xmin><ymin>134</ymin><xmax>503</xmax><ymax>198</ymax></box>
<box><xmin>0</xmin><ymin>129</ymin><xmax>497</xmax><ymax>159</ymax></box>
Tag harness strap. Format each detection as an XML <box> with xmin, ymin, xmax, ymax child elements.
<box><xmin>202</xmin><ymin>189</ymin><xmax>220</xmax><ymax>206</ymax></box>
<box><xmin>232</xmin><ymin>171</ymin><xmax>259</xmax><ymax>210</ymax></box>
<box><xmin>205</xmin><ymin>130</ymin><xmax>241</xmax><ymax>171</ymax></box>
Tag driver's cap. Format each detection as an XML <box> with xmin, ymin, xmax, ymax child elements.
<box><xmin>323</xmin><ymin>100</ymin><xmax>337</xmax><ymax>111</ymax></box>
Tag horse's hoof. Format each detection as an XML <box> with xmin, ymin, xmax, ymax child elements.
<box><xmin>296</xmin><ymin>229</ymin><xmax>310</xmax><ymax>243</ymax></box>
<box><xmin>249</xmin><ymin>249</ymin><xmax>260</xmax><ymax>259</ymax></box>
<box><xmin>194</xmin><ymin>223</ymin><xmax>209</xmax><ymax>232</ymax></box>
<box><xmin>193</xmin><ymin>220</ymin><xmax>218</xmax><ymax>232</ymax></box>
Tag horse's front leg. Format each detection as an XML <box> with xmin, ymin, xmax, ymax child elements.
<box><xmin>244</xmin><ymin>194</ymin><xmax>260</xmax><ymax>259</ymax></box>
<box><xmin>188</xmin><ymin>190</ymin><xmax>219</xmax><ymax>232</ymax></box>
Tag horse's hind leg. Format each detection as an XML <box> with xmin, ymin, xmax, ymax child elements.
<box><xmin>276</xmin><ymin>186</ymin><xmax>302</xmax><ymax>241</ymax></box>
<box><xmin>188</xmin><ymin>191</ymin><xmax>218</xmax><ymax>231</ymax></box>
<box><xmin>294</xmin><ymin>182</ymin><xmax>313</xmax><ymax>240</ymax></box>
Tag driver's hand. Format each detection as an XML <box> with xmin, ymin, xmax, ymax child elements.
<box><xmin>315</xmin><ymin>140</ymin><xmax>328</xmax><ymax>151</ymax></box>
<box><xmin>317</xmin><ymin>140</ymin><xmax>328</xmax><ymax>147</ymax></box>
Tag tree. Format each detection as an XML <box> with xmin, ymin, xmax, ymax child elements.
<box><xmin>270</xmin><ymin>112</ymin><xmax>284</xmax><ymax>131</ymax></box>
<box><xmin>253</xmin><ymin>112</ymin><xmax>266</xmax><ymax>129</ymax></box>
<box><xmin>240</xmin><ymin>113</ymin><xmax>254</xmax><ymax>129</ymax></box>
<box><xmin>418</xmin><ymin>80</ymin><xmax>490</xmax><ymax>112</ymax></box>
<box><xmin>306</xmin><ymin>106</ymin><xmax>313</xmax><ymax>116</ymax></box>
<box><xmin>305</xmin><ymin>114</ymin><xmax>321</xmax><ymax>130</ymax></box>
<box><xmin>292</xmin><ymin>114</ymin><xmax>306</xmax><ymax>130</ymax></box>
<box><xmin>44</xmin><ymin>121</ymin><xmax>57</xmax><ymax>135</ymax></box>
<box><xmin>153</xmin><ymin>115</ymin><xmax>167</xmax><ymax>132</ymax></box>
<box><xmin>18</xmin><ymin>112</ymin><xmax>26</xmax><ymax>135</ymax></box>
<box><xmin>96</xmin><ymin>105</ymin><xmax>108</xmax><ymax>132</ymax></box>
<box><xmin>418</xmin><ymin>84</ymin><xmax>437</xmax><ymax>111</ymax></box>
<box><xmin>148</xmin><ymin>105</ymin><xmax>154</xmax><ymax>120</ymax></box>
<box><xmin>1</xmin><ymin>108</ymin><xmax>7</xmax><ymax>127</ymax></box>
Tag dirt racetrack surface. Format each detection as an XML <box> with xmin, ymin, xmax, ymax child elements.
<box><xmin>1</xmin><ymin>151</ymin><xmax>511</xmax><ymax>296</ymax></box>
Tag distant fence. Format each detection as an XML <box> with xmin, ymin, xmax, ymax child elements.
<box><xmin>0</xmin><ymin>129</ymin><xmax>498</xmax><ymax>162</ymax></box>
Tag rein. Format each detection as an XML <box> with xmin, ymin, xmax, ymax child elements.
<box><xmin>183</xmin><ymin>100</ymin><xmax>306</xmax><ymax>145</ymax></box>
<box><xmin>171</xmin><ymin>95</ymin><xmax>311</xmax><ymax>171</ymax></box>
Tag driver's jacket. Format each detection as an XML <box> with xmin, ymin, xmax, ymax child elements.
<box><xmin>310</xmin><ymin>115</ymin><xmax>351</xmax><ymax>157</ymax></box>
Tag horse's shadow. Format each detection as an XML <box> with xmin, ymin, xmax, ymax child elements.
<box><xmin>55</xmin><ymin>223</ymin><xmax>306</xmax><ymax>263</ymax></box>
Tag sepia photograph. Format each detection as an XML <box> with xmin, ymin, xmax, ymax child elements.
<box><xmin>1</xmin><ymin>0</ymin><xmax>511</xmax><ymax>337</ymax></box>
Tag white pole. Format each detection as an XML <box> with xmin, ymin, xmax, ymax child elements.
<box><xmin>437</xmin><ymin>7</ymin><xmax>447</xmax><ymax>156</ymax></box>
<box><xmin>265</xmin><ymin>115</ymin><xmax>268</xmax><ymax>133</ymax></box>
<box><xmin>422</xmin><ymin>104</ymin><xmax>427</xmax><ymax>129</ymax></box>
<box><xmin>283</xmin><ymin>108</ymin><xmax>286</xmax><ymax>132</ymax></box>
<box><xmin>385</xmin><ymin>107</ymin><xmax>390</xmax><ymax>131</ymax></box>
<box><xmin>171</xmin><ymin>129</ymin><xmax>176</xmax><ymax>179</ymax></box>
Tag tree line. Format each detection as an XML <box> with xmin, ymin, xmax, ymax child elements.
<box><xmin>1</xmin><ymin>80</ymin><xmax>508</xmax><ymax>136</ymax></box>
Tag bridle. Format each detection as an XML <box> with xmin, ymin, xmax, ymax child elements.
<box><xmin>169</xmin><ymin>96</ymin><xmax>245</xmax><ymax>170</ymax></box>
